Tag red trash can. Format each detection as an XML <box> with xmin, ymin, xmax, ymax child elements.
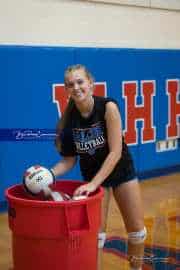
<box><xmin>6</xmin><ymin>180</ymin><xmax>104</xmax><ymax>270</ymax></box>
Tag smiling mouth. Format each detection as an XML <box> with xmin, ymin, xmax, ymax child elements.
<box><xmin>73</xmin><ymin>91</ymin><xmax>83</xmax><ymax>97</ymax></box>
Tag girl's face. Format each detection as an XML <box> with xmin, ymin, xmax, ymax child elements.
<box><xmin>65</xmin><ymin>69</ymin><xmax>93</xmax><ymax>103</ymax></box>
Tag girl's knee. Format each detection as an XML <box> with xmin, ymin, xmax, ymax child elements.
<box><xmin>128</xmin><ymin>227</ymin><xmax>147</xmax><ymax>244</ymax></box>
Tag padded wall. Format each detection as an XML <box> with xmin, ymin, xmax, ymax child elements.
<box><xmin>0</xmin><ymin>45</ymin><xmax>180</xmax><ymax>203</ymax></box>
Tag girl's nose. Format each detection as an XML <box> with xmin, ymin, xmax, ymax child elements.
<box><xmin>74</xmin><ymin>83</ymin><xmax>79</xmax><ymax>90</ymax></box>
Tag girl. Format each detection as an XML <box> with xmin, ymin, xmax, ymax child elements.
<box><xmin>51</xmin><ymin>64</ymin><xmax>147</xmax><ymax>270</ymax></box>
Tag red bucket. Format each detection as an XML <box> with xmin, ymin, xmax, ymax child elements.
<box><xmin>6</xmin><ymin>180</ymin><xmax>104</xmax><ymax>270</ymax></box>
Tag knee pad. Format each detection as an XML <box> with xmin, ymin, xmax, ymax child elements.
<box><xmin>128</xmin><ymin>227</ymin><xmax>147</xmax><ymax>244</ymax></box>
<box><xmin>98</xmin><ymin>232</ymin><xmax>106</xmax><ymax>248</ymax></box>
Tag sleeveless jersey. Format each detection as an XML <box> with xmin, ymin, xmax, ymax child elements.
<box><xmin>59</xmin><ymin>96</ymin><xmax>136</xmax><ymax>187</ymax></box>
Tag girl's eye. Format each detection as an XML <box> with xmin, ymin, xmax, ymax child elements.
<box><xmin>66</xmin><ymin>82</ymin><xmax>74</xmax><ymax>88</ymax></box>
<box><xmin>77</xmin><ymin>79</ymin><xmax>84</xmax><ymax>85</ymax></box>
<box><xmin>65</xmin><ymin>79</ymin><xmax>84</xmax><ymax>88</ymax></box>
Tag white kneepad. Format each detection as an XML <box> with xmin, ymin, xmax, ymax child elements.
<box><xmin>128</xmin><ymin>227</ymin><xmax>147</xmax><ymax>244</ymax></box>
<box><xmin>98</xmin><ymin>232</ymin><xmax>106</xmax><ymax>248</ymax></box>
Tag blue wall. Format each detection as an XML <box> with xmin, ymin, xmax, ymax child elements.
<box><xmin>0</xmin><ymin>45</ymin><xmax>180</xmax><ymax>205</ymax></box>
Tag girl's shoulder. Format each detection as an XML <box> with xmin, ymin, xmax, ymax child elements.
<box><xmin>94</xmin><ymin>95</ymin><xmax>120</xmax><ymax>110</ymax></box>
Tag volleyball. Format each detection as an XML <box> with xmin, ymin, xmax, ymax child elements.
<box><xmin>23</xmin><ymin>165</ymin><xmax>55</xmax><ymax>195</ymax></box>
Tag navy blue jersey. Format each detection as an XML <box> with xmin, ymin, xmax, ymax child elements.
<box><xmin>58</xmin><ymin>96</ymin><xmax>136</xmax><ymax>187</ymax></box>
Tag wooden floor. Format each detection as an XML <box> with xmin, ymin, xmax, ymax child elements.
<box><xmin>0</xmin><ymin>173</ymin><xmax>179</xmax><ymax>270</ymax></box>
<box><xmin>104</xmin><ymin>173</ymin><xmax>180</xmax><ymax>270</ymax></box>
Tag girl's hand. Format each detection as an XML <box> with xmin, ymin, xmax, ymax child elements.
<box><xmin>73</xmin><ymin>182</ymin><xmax>98</xmax><ymax>196</ymax></box>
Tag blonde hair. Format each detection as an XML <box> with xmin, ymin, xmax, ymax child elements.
<box><xmin>64</xmin><ymin>64</ymin><xmax>94</xmax><ymax>86</ymax></box>
<box><xmin>55</xmin><ymin>64</ymin><xmax>94</xmax><ymax>152</ymax></box>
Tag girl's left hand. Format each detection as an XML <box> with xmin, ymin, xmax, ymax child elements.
<box><xmin>73</xmin><ymin>182</ymin><xmax>98</xmax><ymax>196</ymax></box>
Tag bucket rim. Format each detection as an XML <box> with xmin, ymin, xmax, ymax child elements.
<box><xmin>5</xmin><ymin>180</ymin><xmax>104</xmax><ymax>207</ymax></box>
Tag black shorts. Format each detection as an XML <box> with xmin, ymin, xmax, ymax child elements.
<box><xmin>83</xmin><ymin>149</ymin><xmax>137</xmax><ymax>189</ymax></box>
<box><xmin>98</xmin><ymin>157</ymin><xmax>137</xmax><ymax>188</ymax></box>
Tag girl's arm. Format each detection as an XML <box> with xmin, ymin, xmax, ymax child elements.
<box><xmin>74</xmin><ymin>101</ymin><xmax>122</xmax><ymax>196</ymax></box>
<box><xmin>51</xmin><ymin>156</ymin><xmax>77</xmax><ymax>177</ymax></box>
<box><xmin>91</xmin><ymin>101</ymin><xmax>122</xmax><ymax>187</ymax></box>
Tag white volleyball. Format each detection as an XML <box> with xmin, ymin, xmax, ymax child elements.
<box><xmin>23</xmin><ymin>165</ymin><xmax>54</xmax><ymax>195</ymax></box>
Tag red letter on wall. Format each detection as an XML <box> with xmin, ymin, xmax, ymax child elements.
<box><xmin>53</xmin><ymin>82</ymin><xmax>107</xmax><ymax>117</ymax></box>
<box><xmin>166</xmin><ymin>79</ymin><xmax>180</xmax><ymax>138</ymax></box>
<box><xmin>123</xmin><ymin>81</ymin><xmax>156</xmax><ymax>145</ymax></box>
